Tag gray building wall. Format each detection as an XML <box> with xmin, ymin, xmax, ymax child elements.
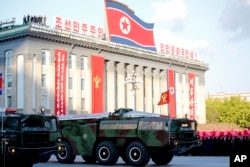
<box><xmin>0</xmin><ymin>23</ymin><xmax>209</xmax><ymax>123</ymax></box>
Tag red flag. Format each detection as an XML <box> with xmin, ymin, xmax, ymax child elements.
<box><xmin>167</xmin><ymin>69</ymin><xmax>176</xmax><ymax>118</ymax></box>
<box><xmin>91</xmin><ymin>55</ymin><xmax>104</xmax><ymax>113</ymax></box>
<box><xmin>105</xmin><ymin>0</ymin><xmax>156</xmax><ymax>51</ymax></box>
<box><xmin>158</xmin><ymin>90</ymin><xmax>169</xmax><ymax>105</ymax></box>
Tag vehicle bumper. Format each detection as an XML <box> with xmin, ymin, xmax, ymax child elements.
<box><xmin>172</xmin><ymin>139</ymin><xmax>202</xmax><ymax>155</ymax></box>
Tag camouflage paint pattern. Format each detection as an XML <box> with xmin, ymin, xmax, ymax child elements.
<box><xmin>57</xmin><ymin>108</ymin><xmax>200</xmax><ymax>158</ymax></box>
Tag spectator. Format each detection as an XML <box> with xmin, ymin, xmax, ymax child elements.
<box><xmin>27</xmin><ymin>14</ymin><xmax>30</xmax><ymax>23</ymax></box>
<box><xmin>22</xmin><ymin>14</ymin><xmax>46</xmax><ymax>25</ymax></box>
<box><xmin>23</xmin><ymin>15</ymin><xmax>27</xmax><ymax>24</ymax></box>
<box><xmin>43</xmin><ymin>15</ymin><xmax>47</xmax><ymax>25</ymax></box>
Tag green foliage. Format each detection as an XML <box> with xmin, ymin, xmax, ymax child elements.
<box><xmin>205</xmin><ymin>97</ymin><xmax>222</xmax><ymax>123</ymax></box>
<box><xmin>206</xmin><ymin>95</ymin><xmax>250</xmax><ymax>128</ymax></box>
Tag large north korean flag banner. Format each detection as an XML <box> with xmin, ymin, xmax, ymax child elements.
<box><xmin>105</xmin><ymin>0</ymin><xmax>156</xmax><ymax>51</ymax></box>
<box><xmin>167</xmin><ymin>69</ymin><xmax>176</xmax><ymax>118</ymax></box>
<box><xmin>91</xmin><ymin>55</ymin><xmax>104</xmax><ymax>113</ymax></box>
<box><xmin>188</xmin><ymin>73</ymin><xmax>195</xmax><ymax>119</ymax></box>
<box><xmin>55</xmin><ymin>49</ymin><xmax>67</xmax><ymax>116</ymax></box>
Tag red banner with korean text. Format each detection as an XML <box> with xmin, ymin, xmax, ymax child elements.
<box><xmin>91</xmin><ymin>55</ymin><xmax>104</xmax><ymax>113</ymax></box>
<box><xmin>167</xmin><ymin>69</ymin><xmax>176</xmax><ymax>118</ymax></box>
<box><xmin>188</xmin><ymin>73</ymin><xmax>195</xmax><ymax>119</ymax></box>
<box><xmin>55</xmin><ymin>49</ymin><xmax>67</xmax><ymax>116</ymax></box>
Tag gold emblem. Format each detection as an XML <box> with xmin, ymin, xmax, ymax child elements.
<box><xmin>161</xmin><ymin>93</ymin><xmax>168</xmax><ymax>102</ymax></box>
<box><xmin>93</xmin><ymin>75</ymin><xmax>101</xmax><ymax>88</ymax></box>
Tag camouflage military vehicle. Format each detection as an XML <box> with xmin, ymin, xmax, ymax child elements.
<box><xmin>56</xmin><ymin>108</ymin><xmax>201</xmax><ymax>166</ymax></box>
<box><xmin>0</xmin><ymin>108</ymin><xmax>65</xmax><ymax>167</ymax></box>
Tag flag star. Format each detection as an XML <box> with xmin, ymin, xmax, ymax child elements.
<box><xmin>122</xmin><ymin>19</ymin><xmax>129</xmax><ymax>30</ymax></box>
<box><xmin>120</xmin><ymin>16</ymin><xmax>130</xmax><ymax>34</ymax></box>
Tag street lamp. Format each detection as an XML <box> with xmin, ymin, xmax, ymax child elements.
<box><xmin>125</xmin><ymin>71</ymin><xmax>141</xmax><ymax>110</ymax></box>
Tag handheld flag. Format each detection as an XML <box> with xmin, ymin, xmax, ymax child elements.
<box><xmin>105</xmin><ymin>0</ymin><xmax>156</xmax><ymax>51</ymax></box>
<box><xmin>158</xmin><ymin>90</ymin><xmax>169</xmax><ymax>105</ymax></box>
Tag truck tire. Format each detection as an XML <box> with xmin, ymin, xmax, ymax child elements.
<box><xmin>125</xmin><ymin>141</ymin><xmax>150</xmax><ymax>166</ymax></box>
<box><xmin>151</xmin><ymin>152</ymin><xmax>173</xmax><ymax>165</ymax></box>
<box><xmin>96</xmin><ymin>140</ymin><xmax>119</xmax><ymax>165</ymax></box>
<box><xmin>56</xmin><ymin>140</ymin><xmax>76</xmax><ymax>163</ymax></box>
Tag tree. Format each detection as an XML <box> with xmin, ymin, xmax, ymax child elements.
<box><xmin>206</xmin><ymin>95</ymin><xmax>250</xmax><ymax>128</ymax></box>
<box><xmin>206</xmin><ymin>96</ymin><xmax>222</xmax><ymax>123</ymax></box>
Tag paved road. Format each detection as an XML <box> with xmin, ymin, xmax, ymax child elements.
<box><xmin>34</xmin><ymin>155</ymin><xmax>229</xmax><ymax>167</ymax></box>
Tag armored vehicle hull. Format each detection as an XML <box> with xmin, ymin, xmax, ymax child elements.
<box><xmin>56</xmin><ymin>108</ymin><xmax>201</xmax><ymax>166</ymax></box>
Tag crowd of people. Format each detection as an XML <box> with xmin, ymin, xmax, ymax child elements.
<box><xmin>23</xmin><ymin>15</ymin><xmax>46</xmax><ymax>25</ymax></box>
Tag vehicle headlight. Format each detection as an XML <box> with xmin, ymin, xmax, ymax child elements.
<box><xmin>174</xmin><ymin>140</ymin><xmax>179</xmax><ymax>146</ymax></box>
<box><xmin>57</xmin><ymin>138</ymin><xmax>62</xmax><ymax>142</ymax></box>
<box><xmin>8</xmin><ymin>148</ymin><xmax>16</xmax><ymax>154</ymax></box>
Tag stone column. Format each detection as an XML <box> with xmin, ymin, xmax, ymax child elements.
<box><xmin>175</xmin><ymin>72</ymin><xmax>181</xmax><ymax>117</ymax></box>
<box><xmin>106</xmin><ymin>61</ymin><xmax>115</xmax><ymax>112</ymax></box>
<box><xmin>152</xmin><ymin>69</ymin><xmax>160</xmax><ymax>114</ymax></box>
<box><xmin>125</xmin><ymin>64</ymin><xmax>135</xmax><ymax>109</ymax></box>
<box><xmin>116</xmin><ymin>63</ymin><xmax>126</xmax><ymax>109</ymax></box>
<box><xmin>135</xmin><ymin>66</ymin><xmax>143</xmax><ymax>111</ymax></box>
<box><xmin>144</xmin><ymin>68</ymin><xmax>153</xmax><ymax>112</ymax></box>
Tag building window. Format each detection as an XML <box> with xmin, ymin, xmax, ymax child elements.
<box><xmin>69</xmin><ymin>97</ymin><xmax>73</xmax><ymax>110</ymax></box>
<box><xmin>41</xmin><ymin>95</ymin><xmax>48</xmax><ymax>108</ymax></box>
<box><xmin>81</xmin><ymin>98</ymin><xmax>85</xmax><ymax>111</ymax></box>
<box><xmin>69</xmin><ymin>77</ymin><xmax>73</xmax><ymax>89</ymax></box>
<box><xmin>6</xmin><ymin>51</ymin><xmax>13</xmax><ymax>67</ymax></box>
<box><xmin>42</xmin><ymin>74</ymin><xmax>47</xmax><ymax>87</ymax></box>
<box><xmin>81</xmin><ymin>78</ymin><xmax>85</xmax><ymax>91</ymax></box>
<box><xmin>7</xmin><ymin>74</ymin><xmax>12</xmax><ymax>88</ymax></box>
<box><xmin>68</xmin><ymin>55</ymin><xmax>72</xmax><ymax>69</ymax></box>
<box><xmin>7</xmin><ymin>95</ymin><xmax>12</xmax><ymax>107</ymax></box>
<box><xmin>81</xmin><ymin>56</ymin><xmax>85</xmax><ymax>70</ymax></box>
<box><xmin>41</xmin><ymin>51</ymin><xmax>46</xmax><ymax>65</ymax></box>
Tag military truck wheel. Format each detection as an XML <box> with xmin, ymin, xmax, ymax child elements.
<box><xmin>151</xmin><ymin>152</ymin><xmax>174</xmax><ymax>165</ymax></box>
<box><xmin>125</xmin><ymin>141</ymin><xmax>150</xmax><ymax>166</ymax></box>
<box><xmin>82</xmin><ymin>155</ymin><xmax>96</xmax><ymax>164</ymax></box>
<box><xmin>56</xmin><ymin>140</ymin><xmax>76</xmax><ymax>163</ymax></box>
<box><xmin>96</xmin><ymin>140</ymin><xmax>119</xmax><ymax>165</ymax></box>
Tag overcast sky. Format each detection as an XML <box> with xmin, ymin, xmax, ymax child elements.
<box><xmin>1</xmin><ymin>0</ymin><xmax>250</xmax><ymax>94</ymax></box>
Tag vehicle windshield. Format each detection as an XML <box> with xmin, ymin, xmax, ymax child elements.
<box><xmin>1</xmin><ymin>117</ymin><xmax>20</xmax><ymax>131</ymax></box>
<box><xmin>171</xmin><ymin>119</ymin><xmax>197</xmax><ymax>131</ymax></box>
<box><xmin>21</xmin><ymin>115</ymin><xmax>58</xmax><ymax>131</ymax></box>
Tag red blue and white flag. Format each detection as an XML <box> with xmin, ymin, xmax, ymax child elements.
<box><xmin>105</xmin><ymin>0</ymin><xmax>156</xmax><ymax>52</ymax></box>
<box><xmin>0</xmin><ymin>73</ymin><xmax>2</xmax><ymax>95</ymax></box>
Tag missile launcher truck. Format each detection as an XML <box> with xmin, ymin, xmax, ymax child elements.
<box><xmin>0</xmin><ymin>108</ymin><xmax>65</xmax><ymax>167</ymax></box>
<box><xmin>56</xmin><ymin>108</ymin><xmax>201</xmax><ymax>166</ymax></box>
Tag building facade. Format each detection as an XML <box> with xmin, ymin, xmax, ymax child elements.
<box><xmin>207</xmin><ymin>92</ymin><xmax>250</xmax><ymax>101</ymax></box>
<box><xmin>0</xmin><ymin>23</ymin><xmax>209</xmax><ymax>123</ymax></box>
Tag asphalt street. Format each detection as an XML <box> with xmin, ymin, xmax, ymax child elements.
<box><xmin>34</xmin><ymin>155</ymin><xmax>229</xmax><ymax>167</ymax></box>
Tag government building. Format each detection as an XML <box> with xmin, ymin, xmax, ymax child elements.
<box><xmin>0</xmin><ymin>19</ymin><xmax>209</xmax><ymax>123</ymax></box>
